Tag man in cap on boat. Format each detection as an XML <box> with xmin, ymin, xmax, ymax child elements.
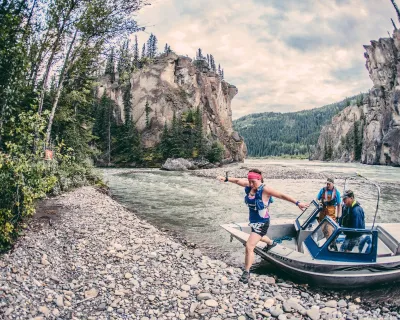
<box><xmin>316</xmin><ymin>177</ymin><xmax>341</xmax><ymax>223</ymax></box>
<box><xmin>339</xmin><ymin>190</ymin><xmax>368</xmax><ymax>252</ymax></box>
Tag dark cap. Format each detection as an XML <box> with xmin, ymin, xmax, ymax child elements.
<box><xmin>326</xmin><ymin>177</ymin><xmax>335</xmax><ymax>184</ymax></box>
<box><xmin>342</xmin><ymin>190</ymin><xmax>354</xmax><ymax>199</ymax></box>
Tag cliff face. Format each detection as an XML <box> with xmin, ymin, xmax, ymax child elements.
<box><xmin>313</xmin><ymin>30</ymin><xmax>400</xmax><ymax>166</ymax></box>
<box><xmin>98</xmin><ymin>53</ymin><xmax>247</xmax><ymax>162</ymax></box>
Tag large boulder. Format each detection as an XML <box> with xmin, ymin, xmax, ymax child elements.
<box><xmin>161</xmin><ymin>158</ymin><xmax>196</xmax><ymax>171</ymax></box>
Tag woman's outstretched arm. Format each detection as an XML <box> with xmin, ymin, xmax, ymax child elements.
<box><xmin>216</xmin><ymin>176</ymin><xmax>249</xmax><ymax>187</ymax></box>
<box><xmin>263</xmin><ymin>185</ymin><xmax>309</xmax><ymax>210</ymax></box>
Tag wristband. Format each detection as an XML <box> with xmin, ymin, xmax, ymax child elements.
<box><xmin>295</xmin><ymin>201</ymin><xmax>300</xmax><ymax>206</ymax></box>
<box><xmin>224</xmin><ymin>177</ymin><xmax>229</xmax><ymax>182</ymax></box>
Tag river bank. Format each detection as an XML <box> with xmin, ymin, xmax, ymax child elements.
<box><xmin>1</xmin><ymin>187</ymin><xmax>398</xmax><ymax>319</ymax></box>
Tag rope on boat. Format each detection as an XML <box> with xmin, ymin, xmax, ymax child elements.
<box><xmin>272</xmin><ymin>235</ymin><xmax>293</xmax><ymax>243</ymax></box>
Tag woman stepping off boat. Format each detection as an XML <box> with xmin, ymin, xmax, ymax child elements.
<box><xmin>217</xmin><ymin>169</ymin><xmax>309</xmax><ymax>284</ymax></box>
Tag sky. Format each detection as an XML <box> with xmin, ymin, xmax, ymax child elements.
<box><xmin>134</xmin><ymin>0</ymin><xmax>397</xmax><ymax>119</ymax></box>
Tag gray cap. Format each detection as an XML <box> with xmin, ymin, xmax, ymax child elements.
<box><xmin>342</xmin><ymin>190</ymin><xmax>354</xmax><ymax>199</ymax></box>
<box><xmin>326</xmin><ymin>177</ymin><xmax>335</xmax><ymax>184</ymax></box>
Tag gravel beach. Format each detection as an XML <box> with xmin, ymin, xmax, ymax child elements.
<box><xmin>0</xmin><ymin>186</ymin><xmax>398</xmax><ymax>319</ymax></box>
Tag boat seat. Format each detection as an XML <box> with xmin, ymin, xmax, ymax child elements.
<box><xmin>377</xmin><ymin>224</ymin><xmax>400</xmax><ymax>255</ymax></box>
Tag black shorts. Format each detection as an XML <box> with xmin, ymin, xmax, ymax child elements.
<box><xmin>249</xmin><ymin>221</ymin><xmax>270</xmax><ymax>237</ymax></box>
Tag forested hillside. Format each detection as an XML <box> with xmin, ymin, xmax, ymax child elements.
<box><xmin>0</xmin><ymin>0</ymin><xmax>148</xmax><ymax>251</ymax></box>
<box><xmin>233</xmin><ymin>95</ymin><xmax>363</xmax><ymax>157</ymax></box>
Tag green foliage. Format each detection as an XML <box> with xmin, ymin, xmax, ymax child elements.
<box><xmin>145</xmin><ymin>101</ymin><xmax>151</xmax><ymax>128</ymax></box>
<box><xmin>0</xmin><ymin>0</ymin><xmax>146</xmax><ymax>251</ymax></box>
<box><xmin>234</xmin><ymin>94</ymin><xmax>364</xmax><ymax>157</ymax></box>
<box><xmin>206</xmin><ymin>141</ymin><xmax>224</xmax><ymax>163</ymax></box>
<box><xmin>0</xmin><ymin>111</ymin><xmax>100</xmax><ymax>252</ymax></box>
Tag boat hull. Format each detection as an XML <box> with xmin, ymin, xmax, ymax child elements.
<box><xmin>222</xmin><ymin>222</ymin><xmax>400</xmax><ymax>288</ymax></box>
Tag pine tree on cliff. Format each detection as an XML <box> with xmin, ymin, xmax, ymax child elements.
<box><xmin>152</xmin><ymin>35</ymin><xmax>158</xmax><ymax>57</ymax></box>
<box><xmin>207</xmin><ymin>54</ymin><xmax>210</xmax><ymax>67</ymax></box>
<box><xmin>391</xmin><ymin>0</ymin><xmax>400</xmax><ymax>23</ymax></box>
<box><xmin>218</xmin><ymin>64</ymin><xmax>221</xmax><ymax>77</ymax></box>
<box><xmin>197</xmin><ymin>48</ymin><xmax>203</xmax><ymax>60</ymax></box>
<box><xmin>210</xmin><ymin>55</ymin><xmax>216</xmax><ymax>72</ymax></box>
<box><xmin>145</xmin><ymin>101</ymin><xmax>151</xmax><ymax>128</ymax></box>
<box><xmin>221</xmin><ymin>69</ymin><xmax>224</xmax><ymax>80</ymax></box>
<box><xmin>105</xmin><ymin>47</ymin><xmax>116</xmax><ymax>83</ymax></box>
<box><xmin>146</xmin><ymin>34</ymin><xmax>158</xmax><ymax>58</ymax></box>
<box><xmin>133</xmin><ymin>35</ymin><xmax>139</xmax><ymax>68</ymax></box>
<box><xmin>117</xmin><ymin>40</ymin><xmax>131</xmax><ymax>75</ymax></box>
<box><xmin>164</xmin><ymin>43</ymin><xmax>168</xmax><ymax>53</ymax></box>
<box><xmin>141</xmin><ymin>43</ymin><xmax>146</xmax><ymax>59</ymax></box>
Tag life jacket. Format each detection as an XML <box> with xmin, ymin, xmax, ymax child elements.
<box><xmin>322</xmin><ymin>187</ymin><xmax>337</xmax><ymax>207</ymax></box>
<box><xmin>245</xmin><ymin>184</ymin><xmax>270</xmax><ymax>223</ymax></box>
<box><xmin>340</xmin><ymin>201</ymin><xmax>365</xmax><ymax>229</ymax></box>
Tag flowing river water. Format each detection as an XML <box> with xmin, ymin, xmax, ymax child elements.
<box><xmin>102</xmin><ymin>159</ymin><xmax>400</xmax><ymax>305</ymax></box>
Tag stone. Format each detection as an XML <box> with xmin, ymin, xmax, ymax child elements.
<box><xmin>205</xmin><ymin>299</ymin><xmax>219</xmax><ymax>307</ymax></box>
<box><xmin>97</xmin><ymin>303</ymin><xmax>107</xmax><ymax>311</ymax></box>
<box><xmin>38</xmin><ymin>306</ymin><xmax>50</xmax><ymax>316</ymax></box>
<box><xmin>320</xmin><ymin>307</ymin><xmax>336</xmax><ymax>314</ymax></box>
<box><xmin>124</xmin><ymin>272</ymin><xmax>133</xmax><ymax>279</ymax></box>
<box><xmin>52</xmin><ymin>308</ymin><xmax>60</xmax><ymax>316</ymax></box>
<box><xmin>190</xmin><ymin>302</ymin><xmax>199</xmax><ymax>314</ymax></box>
<box><xmin>338</xmin><ymin>300</ymin><xmax>347</xmax><ymax>308</ymax></box>
<box><xmin>270</xmin><ymin>307</ymin><xmax>283</xmax><ymax>317</ymax></box>
<box><xmin>56</xmin><ymin>295</ymin><xmax>64</xmax><ymax>307</ymax></box>
<box><xmin>325</xmin><ymin>300</ymin><xmax>337</xmax><ymax>308</ymax></box>
<box><xmin>306</xmin><ymin>308</ymin><xmax>320</xmax><ymax>320</ymax></box>
<box><xmin>84</xmin><ymin>288</ymin><xmax>98</xmax><ymax>299</ymax></box>
<box><xmin>264</xmin><ymin>298</ymin><xmax>275</xmax><ymax>309</ymax></box>
<box><xmin>177</xmin><ymin>291</ymin><xmax>189</xmax><ymax>299</ymax></box>
<box><xmin>197</xmin><ymin>292</ymin><xmax>213</xmax><ymax>301</ymax></box>
<box><xmin>181</xmin><ymin>284</ymin><xmax>191</xmax><ymax>291</ymax></box>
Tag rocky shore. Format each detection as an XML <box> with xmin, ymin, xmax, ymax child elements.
<box><xmin>1</xmin><ymin>187</ymin><xmax>398</xmax><ymax>319</ymax></box>
<box><xmin>192</xmin><ymin>163</ymin><xmax>339</xmax><ymax>180</ymax></box>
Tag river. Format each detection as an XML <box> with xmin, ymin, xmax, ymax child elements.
<box><xmin>102</xmin><ymin>159</ymin><xmax>400</xmax><ymax>305</ymax></box>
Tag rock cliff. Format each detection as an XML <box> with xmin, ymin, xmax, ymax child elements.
<box><xmin>98</xmin><ymin>52</ymin><xmax>247</xmax><ymax>162</ymax></box>
<box><xmin>313</xmin><ymin>30</ymin><xmax>400</xmax><ymax>166</ymax></box>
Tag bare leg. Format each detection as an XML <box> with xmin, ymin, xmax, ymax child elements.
<box><xmin>245</xmin><ymin>233</ymin><xmax>262</xmax><ymax>272</ymax></box>
<box><xmin>260</xmin><ymin>235</ymin><xmax>273</xmax><ymax>244</ymax></box>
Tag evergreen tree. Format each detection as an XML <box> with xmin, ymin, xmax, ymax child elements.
<box><xmin>197</xmin><ymin>48</ymin><xmax>203</xmax><ymax>60</ymax></box>
<box><xmin>133</xmin><ymin>35</ymin><xmax>139</xmax><ymax>68</ymax></box>
<box><xmin>164</xmin><ymin>43</ymin><xmax>169</xmax><ymax>53</ymax></box>
<box><xmin>141</xmin><ymin>43</ymin><xmax>146</xmax><ymax>59</ymax></box>
<box><xmin>210</xmin><ymin>54</ymin><xmax>216</xmax><ymax>72</ymax></box>
<box><xmin>221</xmin><ymin>69</ymin><xmax>224</xmax><ymax>80</ymax></box>
<box><xmin>146</xmin><ymin>34</ymin><xmax>158</xmax><ymax>58</ymax></box>
<box><xmin>152</xmin><ymin>35</ymin><xmax>158</xmax><ymax>57</ymax></box>
<box><xmin>218</xmin><ymin>64</ymin><xmax>221</xmax><ymax>76</ymax></box>
<box><xmin>354</xmin><ymin>121</ymin><xmax>362</xmax><ymax>161</ymax></box>
<box><xmin>145</xmin><ymin>101</ymin><xmax>151</xmax><ymax>128</ymax></box>
<box><xmin>207</xmin><ymin>54</ymin><xmax>210</xmax><ymax>67</ymax></box>
<box><xmin>105</xmin><ymin>48</ymin><xmax>116</xmax><ymax>82</ymax></box>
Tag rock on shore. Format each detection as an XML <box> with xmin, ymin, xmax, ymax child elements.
<box><xmin>0</xmin><ymin>187</ymin><xmax>396</xmax><ymax>319</ymax></box>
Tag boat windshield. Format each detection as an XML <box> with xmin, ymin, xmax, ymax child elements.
<box><xmin>311</xmin><ymin>219</ymin><xmax>337</xmax><ymax>248</ymax></box>
<box><xmin>296</xmin><ymin>200</ymin><xmax>320</xmax><ymax>229</ymax></box>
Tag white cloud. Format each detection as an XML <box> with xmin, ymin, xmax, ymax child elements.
<box><xmin>134</xmin><ymin>0</ymin><xmax>396</xmax><ymax>119</ymax></box>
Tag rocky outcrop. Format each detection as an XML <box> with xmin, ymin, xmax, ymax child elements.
<box><xmin>313</xmin><ymin>30</ymin><xmax>400</xmax><ymax>166</ymax></box>
<box><xmin>98</xmin><ymin>53</ymin><xmax>247</xmax><ymax>162</ymax></box>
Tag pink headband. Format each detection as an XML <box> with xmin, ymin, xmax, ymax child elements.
<box><xmin>248</xmin><ymin>172</ymin><xmax>262</xmax><ymax>180</ymax></box>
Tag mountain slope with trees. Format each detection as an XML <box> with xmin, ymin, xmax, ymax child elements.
<box><xmin>0</xmin><ymin>0</ymin><xmax>148</xmax><ymax>251</ymax></box>
<box><xmin>233</xmin><ymin>95</ymin><xmax>363</xmax><ymax>157</ymax></box>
